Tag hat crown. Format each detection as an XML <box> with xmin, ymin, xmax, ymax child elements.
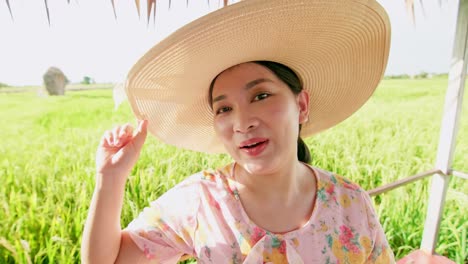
<box><xmin>126</xmin><ymin>0</ymin><xmax>391</xmax><ymax>153</ymax></box>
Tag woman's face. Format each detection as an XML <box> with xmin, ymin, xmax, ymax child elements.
<box><xmin>211</xmin><ymin>62</ymin><xmax>309</xmax><ymax>175</ymax></box>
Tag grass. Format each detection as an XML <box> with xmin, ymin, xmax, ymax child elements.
<box><xmin>0</xmin><ymin>83</ymin><xmax>114</xmax><ymax>94</ymax></box>
<box><xmin>0</xmin><ymin>78</ymin><xmax>467</xmax><ymax>263</ymax></box>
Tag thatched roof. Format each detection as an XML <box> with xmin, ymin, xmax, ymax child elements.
<box><xmin>5</xmin><ymin>0</ymin><xmax>425</xmax><ymax>26</ymax></box>
<box><xmin>5</xmin><ymin>0</ymin><xmax>231</xmax><ymax>25</ymax></box>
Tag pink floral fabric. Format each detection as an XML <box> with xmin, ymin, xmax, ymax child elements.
<box><xmin>126</xmin><ymin>163</ymin><xmax>395</xmax><ymax>263</ymax></box>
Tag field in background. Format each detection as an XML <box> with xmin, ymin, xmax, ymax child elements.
<box><xmin>0</xmin><ymin>83</ymin><xmax>114</xmax><ymax>94</ymax></box>
<box><xmin>0</xmin><ymin>78</ymin><xmax>467</xmax><ymax>263</ymax></box>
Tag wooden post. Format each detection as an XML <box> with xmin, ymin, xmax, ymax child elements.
<box><xmin>420</xmin><ymin>0</ymin><xmax>468</xmax><ymax>253</ymax></box>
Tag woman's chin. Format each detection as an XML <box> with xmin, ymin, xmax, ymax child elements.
<box><xmin>240</xmin><ymin>161</ymin><xmax>275</xmax><ymax>176</ymax></box>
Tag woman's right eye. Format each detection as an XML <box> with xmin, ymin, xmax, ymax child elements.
<box><xmin>216</xmin><ymin>106</ymin><xmax>232</xmax><ymax>115</ymax></box>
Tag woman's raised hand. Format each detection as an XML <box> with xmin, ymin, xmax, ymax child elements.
<box><xmin>95</xmin><ymin>120</ymin><xmax>148</xmax><ymax>188</ymax></box>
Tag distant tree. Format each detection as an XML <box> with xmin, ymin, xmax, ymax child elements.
<box><xmin>81</xmin><ymin>76</ymin><xmax>95</xmax><ymax>85</ymax></box>
<box><xmin>384</xmin><ymin>74</ymin><xmax>411</xmax><ymax>79</ymax></box>
<box><xmin>415</xmin><ymin>72</ymin><xmax>429</xmax><ymax>79</ymax></box>
<box><xmin>0</xmin><ymin>82</ymin><xmax>9</xmax><ymax>88</ymax></box>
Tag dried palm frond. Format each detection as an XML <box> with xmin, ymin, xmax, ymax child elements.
<box><xmin>44</xmin><ymin>0</ymin><xmax>50</xmax><ymax>25</ymax></box>
<box><xmin>135</xmin><ymin>0</ymin><xmax>141</xmax><ymax>18</ymax></box>
<box><xmin>147</xmin><ymin>0</ymin><xmax>156</xmax><ymax>25</ymax></box>
<box><xmin>5</xmin><ymin>0</ymin><xmax>13</xmax><ymax>20</ymax></box>
<box><xmin>111</xmin><ymin>0</ymin><xmax>117</xmax><ymax>19</ymax></box>
<box><xmin>106</xmin><ymin>0</ymin><xmax>232</xmax><ymax>24</ymax></box>
<box><xmin>406</xmin><ymin>0</ymin><xmax>416</xmax><ymax>24</ymax></box>
<box><xmin>16</xmin><ymin>0</ymin><xmax>451</xmax><ymax>27</ymax></box>
<box><xmin>405</xmin><ymin>0</ymin><xmax>429</xmax><ymax>25</ymax></box>
<box><xmin>6</xmin><ymin>0</ymin><xmax>235</xmax><ymax>25</ymax></box>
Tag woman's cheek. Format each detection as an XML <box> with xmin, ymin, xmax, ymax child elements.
<box><xmin>214</xmin><ymin>116</ymin><xmax>232</xmax><ymax>140</ymax></box>
<box><xmin>266</xmin><ymin>102</ymin><xmax>289</xmax><ymax>120</ymax></box>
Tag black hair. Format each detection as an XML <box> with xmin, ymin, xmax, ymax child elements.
<box><xmin>209</xmin><ymin>60</ymin><xmax>312</xmax><ymax>164</ymax></box>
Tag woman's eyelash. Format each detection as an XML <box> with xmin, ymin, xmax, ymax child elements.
<box><xmin>215</xmin><ymin>93</ymin><xmax>270</xmax><ymax>115</ymax></box>
<box><xmin>216</xmin><ymin>106</ymin><xmax>232</xmax><ymax>115</ymax></box>
<box><xmin>253</xmin><ymin>93</ymin><xmax>270</xmax><ymax>101</ymax></box>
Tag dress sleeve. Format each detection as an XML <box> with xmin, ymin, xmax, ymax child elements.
<box><xmin>124</xmin><ymin>175</ymin><xmax>201</xmax><ymax>263</ymax></box>
<box><xmin>361</xmin><ymin>191</ymin><xmax>396</xmax><ymax>264</ymax></box>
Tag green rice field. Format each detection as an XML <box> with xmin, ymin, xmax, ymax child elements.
<box><xmin>0</xmin><ymin>78</ymin><xmax>467</xmax><ymax>263</ymax></box>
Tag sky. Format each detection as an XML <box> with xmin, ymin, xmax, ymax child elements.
<box><xmin>0</xmin><ymin>0</ymin><xmax>460</xmax><ymax>86</ymax></box>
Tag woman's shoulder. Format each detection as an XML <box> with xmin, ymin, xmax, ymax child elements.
<box><xmin>162</xmin><ymin>163</ymin><xmax>235</xmax><ymax>197</ymax></box>
<box><xmin>310</xmin><ymin>167</ymin><xmax>380</xmax><ymax>234</ymax></box>
<box><xmin>140</xmin><ymin>163</ymin><xmax>234</xmax><ymax>222</ymax></box>
<box><xmin>312</xmin><ymin>166</ymin><xmax>364</xmax><ymax>194</ymax></box>
<box><xmin>310</xmin><ymin>166</ymin><xmax>373</xmax><ymax>214</ymax></box>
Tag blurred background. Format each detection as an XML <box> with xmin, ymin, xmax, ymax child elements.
<box><xmin>0</xmin><ymin>0</ymin><xmax>466</xmax><ymax>263</ymax></box>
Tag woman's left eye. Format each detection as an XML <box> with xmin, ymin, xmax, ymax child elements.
<box><xmin>253</xmin><ymin>93</ymin><xmax>270</xmax><ymax>101</ymax></box>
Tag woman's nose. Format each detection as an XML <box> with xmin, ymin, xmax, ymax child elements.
<box><xmin>233</xmin><ymin>109</ymin><xmax>258</xmax><ymax>133</ymax></box>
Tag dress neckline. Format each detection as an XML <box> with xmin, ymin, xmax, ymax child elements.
<box><xmin>225</xmin><ymin>162</ymin><xmax>320</xmax><ymax>238</ymax></box>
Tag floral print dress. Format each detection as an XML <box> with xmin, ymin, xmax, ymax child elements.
<box><xmin>125</xmin><ymin>163</ymin><xmax>395</xmax><ymax>263</ymax></box>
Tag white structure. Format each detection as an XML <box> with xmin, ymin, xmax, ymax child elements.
<box><xmin>369</xmin><ymin>0</ymin><xmax>467</xmax><ymax>257</ymax></box>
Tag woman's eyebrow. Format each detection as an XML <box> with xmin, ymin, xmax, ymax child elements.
<box><xmin>212</xmin><ymin>78</ymin><xmax>273</xmax><ymax>104</ymax></box>
<box><xmin>212</xmin><ymin>94</ymin><xmax>226</xmax><ymax>104</ymax></box>
<box><xmin>245</xmin><ymin>78</ymin><xmax>273</xmax><ymax>90</ymax></box>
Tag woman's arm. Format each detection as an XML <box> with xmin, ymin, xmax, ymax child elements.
<box><xmin>81</xmin><ymin>177</ymin><xmax>126</xmax><ymax>263</ymax></box>
<box><xmin>81</xmin><ymin>120</ymin><xmax>148</xmax><ymax>264</ymax></box>
<box><xmin>114</xmin><ymin>231</ymin><xmax>152</xmax><ymax>264</ymax></box>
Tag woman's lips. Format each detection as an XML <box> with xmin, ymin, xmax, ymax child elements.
<box><xmin>239</xmin><ymin>138</ymin><xmax>269</xmax><ymax>156</ymax></box>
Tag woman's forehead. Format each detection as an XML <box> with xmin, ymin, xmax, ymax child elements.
<box><xmin>212</xmin><ymin>63</ymin><xmax>279</xmax><ymax>92</ymax></box>
<box><xmin>220</xmin><ymin>62</ymin><xmax>273</xmax><ymax>77</ymax></box>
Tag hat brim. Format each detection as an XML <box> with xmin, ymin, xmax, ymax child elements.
<box><xmin>125</xmin><ymin>0</ymin><xmax>391</xmax><ymax>153</ymax></box>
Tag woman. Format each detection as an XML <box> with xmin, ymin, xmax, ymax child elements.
<box><xmin>82</xmin><ymin>0</ymin><xmax>395</xmax><ymax>263</ymax></box>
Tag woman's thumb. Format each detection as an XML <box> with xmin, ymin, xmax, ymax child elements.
<box><xmin>132</xmin><ymin>119</ymin><xmax>148</xmax><ymax>152</ymax></box>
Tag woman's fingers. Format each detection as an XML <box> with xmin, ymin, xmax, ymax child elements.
<box><xmin>95</xmin><ymin>120</ymin><xmax>148</xmax><ymax>180</ymax></box>
<box><xmin>113</xmin><ymin>123</ymin><xmax>132</xmax><ymax>146</ymax></box>
<box><xmin>111</xmin><ymin>126</ymin><xmax>120</xmax><ymax>145</ymax></box>
<box><xmin>99</xmin><ymin>124</ymin><xmax>133</xmax><ymax>148</ymax></box>
<box><xmin>102</xmin><ymin>130</ymin><xmax>114</xmax><ymax>147</ymax></box>
<box><xmin>99</xmin><ymin>121</ymin><xmax>145</xmax><ymax>150</ymax></box>
<box><xmin>119</xmin><ymin>123</ymin><xmax>131</xmax><ymax>138</ymax></box>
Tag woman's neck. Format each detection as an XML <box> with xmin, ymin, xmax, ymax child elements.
<box><xmin>234</xmin><ymin>159</ymin><xmax>313</xmax><ymax>206</ymax></box>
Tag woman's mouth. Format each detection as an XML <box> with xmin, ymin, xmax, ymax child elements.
<box><xmin>239</xmin><ymin>138</ymin><xmax>269</xmax><ymax>156</ymax></box>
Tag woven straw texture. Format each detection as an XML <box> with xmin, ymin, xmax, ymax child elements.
<box><xmin>125</xmin><ymin>0</ymin><xmax>391</xmax><ymax>153</ymax></box>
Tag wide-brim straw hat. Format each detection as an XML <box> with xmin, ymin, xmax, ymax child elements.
<box><xmin>125</xmin><ymin>0</ymin><xmax>391</xmax><ymax>153</ymax></box>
